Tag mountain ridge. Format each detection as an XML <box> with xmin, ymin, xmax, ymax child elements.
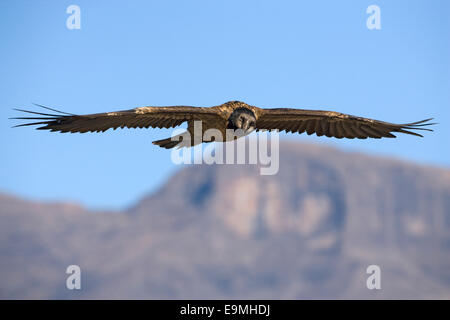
<box><xmin>1</xmin><ymin>141</ymin><xmax>449</xmax><ymax>299</ymax></box>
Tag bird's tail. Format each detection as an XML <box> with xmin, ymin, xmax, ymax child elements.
<box><xmin>152</xmin><ymin>135</ymin><xmax>186</xmax><ymax>149</ymax></box>
<box><xmin>152</xmin><ymin>137</ymin><xmax>180</xmax><ymax>149</ymax></box>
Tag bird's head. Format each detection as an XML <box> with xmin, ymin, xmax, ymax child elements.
<box><xmin>228</xmin><ymin>107</ymin><xmax>256</xmax><ymax>134</ymax></box>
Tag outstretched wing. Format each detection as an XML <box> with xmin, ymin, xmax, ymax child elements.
<box><xmin>11</xmin><ymin>104</ymin><xmax>224</xmax><ymax>133</ymax></box>
<box><xmin>256</xmin><ymin>108</ymin><xmax>435</xmax><ymax>139</ymax></box>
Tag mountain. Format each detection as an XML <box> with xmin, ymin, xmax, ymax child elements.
<box><xmin>1</xmin><ymin>141</ymin><xmax>450</xmax><ymax>299</ymax></box>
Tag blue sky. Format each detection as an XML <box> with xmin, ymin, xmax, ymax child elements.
<box><xmin>0</xmin><ymin>0</ymin><xmax>448</xmax><ymax>209</ymax></box>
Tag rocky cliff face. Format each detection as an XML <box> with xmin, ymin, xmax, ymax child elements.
<box><xmin>1</xmin><ymin>142</ymin><xmax>450</xmax><ymax>299</ymax></box>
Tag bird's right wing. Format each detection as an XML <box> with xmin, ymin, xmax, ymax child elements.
<box><xmin>12</xmin><ymin>104</ymin><xmax>225</xmax><ymax>133</ymax></box>
<box><xmin>256</xmin><ymin>108</ymin><xmax>436</xmax><ymax>139</ymax></box>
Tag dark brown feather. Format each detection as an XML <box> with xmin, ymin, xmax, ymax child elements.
<box><xmin>12</xmin><ymin>105</ymin><xmax>224</xmax><ymax>134</ymax></box>
<box><xmin>257</xmin><ymin>108</ymin><xmax>435</xmax><ymax>140</ymax></box>
<box><xmin>12</xmin><ymin>102</ymin><xmax>435</xmax><ymax>145</ymax></box>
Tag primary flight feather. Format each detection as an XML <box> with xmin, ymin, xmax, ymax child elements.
<box><xmin>12</xmin><ymin>101</ymin><xmax>435</xmax><ymax>149</ymax></box>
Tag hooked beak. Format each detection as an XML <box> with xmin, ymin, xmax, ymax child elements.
<box><xmin>245</xmin><ymin>127</ymin><xmax>254</xmax><ymax>134</ymax></box>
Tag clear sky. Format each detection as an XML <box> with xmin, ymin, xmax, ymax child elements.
<box><xmin>1</xmin><ymin>0</ymin><xmax>449</xmax><ymax>209</ymax></box>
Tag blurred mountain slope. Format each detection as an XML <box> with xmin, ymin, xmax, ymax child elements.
<box><xmin>1</xmin><ymin>141</ymin><xmax>450</xmax><ymax>299</ymax></box>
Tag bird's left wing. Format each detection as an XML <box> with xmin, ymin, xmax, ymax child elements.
<box><xmin>12</xmin><ymin>104</ymin><xmax>224</xmax><ymax>133</ymax></box>
<box><xmin>256</xmin><ymin>108</ymin><xmax>435</xmax><ymax>139</ymax></box>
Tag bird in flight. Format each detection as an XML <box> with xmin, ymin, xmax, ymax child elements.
<box><xmin>12</xmin><ymin>101</ymin><xmax>435</xmax><ymax>149</ymax></box>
